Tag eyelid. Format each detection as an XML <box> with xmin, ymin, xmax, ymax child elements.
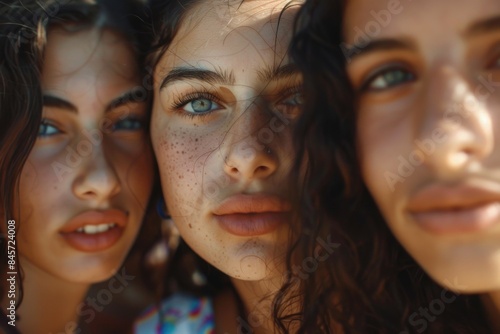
<box><xmin>169</xmin><ymin>90</ymin><xmax>225</xmax><ymax>120</ymax></box>
<box><xmin>277</xmin><ymin>84</ymin><xmax>303</xmax><ymax>101</ymax></box>
<box><xmin>359</xmin><ymin>62</ymin><xmax>415</xmax><ymax>92</ymax></box>
<box><xmin>38</xmin><ymin>119</ymin><xmax>63</xmax><ymax>137</ymax></box>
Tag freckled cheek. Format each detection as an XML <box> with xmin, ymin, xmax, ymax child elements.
<box><xmin>154</xmin><ymin>129</ymin><xmax>223</xmax><ymax>217</ymax></box>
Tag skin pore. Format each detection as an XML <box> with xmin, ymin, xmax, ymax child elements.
<box><xmin>150</xmin><ymin>0</ymin><xmax>302</xmax><ymax>332</ymax></box>
<box><xmin>344</xmin><ymin>0</ymin><xmax>500</xmax><ymax>330</ymax></box>
<box><xmin>3</xmin><ymin>27</ymin><xmax>153</xmax><ymax>333</ymax></box>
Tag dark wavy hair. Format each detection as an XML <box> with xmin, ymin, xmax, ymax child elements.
<box><xmin>142</xmin><ymin>0</ymin><xmax>302</xmax><ymax>307</ymax></box>
<box><xmin>0</xmin><ymin>0</ymin><xmax>152</xmax><ymax>317</ymax></box>
<box><xmin>273</xmin><ymin>0</ymin><xmax>493</xmax><ymax>333</ymax></box>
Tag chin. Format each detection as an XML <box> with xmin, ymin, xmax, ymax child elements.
<box><xmin>227</xmin><ymin>254</ymin><xmax>283</xmax><ymax>282</ymax></box>
<box><xmin>422</xmin><ymin>259</ymin><xmax>500</xmax><ymax>294</ymax></box>
<box><xmin>60</xmin><ymin>256</ymin><xmax>128</xmax><ymax>284</ymax></box>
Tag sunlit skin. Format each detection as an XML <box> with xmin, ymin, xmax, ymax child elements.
<box><xmin>344</xmin><ymin>0</ymin><xmax>500</xmax><ymax>324</ymax></box>
<box><xmin>8</xmin><ymin>27</ymin><xmax>153</xmax><ymax>333</ymax></box>
<box><xmin>150</xmin><ymin>0</ymin><xmax>302</xmax><ymax>331</ymax></box>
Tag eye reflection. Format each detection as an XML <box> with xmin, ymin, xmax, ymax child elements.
<box><xmin>38</xmin><ymin>121</ymin><xmax>60</xmax><ymax>137</ymax></box>
<box><xmin>184</xmin><ymin>98</ymin><xmax>220</xmax><ymax>114</ymax></box>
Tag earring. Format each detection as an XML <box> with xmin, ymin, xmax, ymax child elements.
<box><xmin>156</xmin><ymin>197</ymin><xmax>169</xmax><ymax>219</ymax></box>
<box><xmin>265</xmin><ymin>145</ymin><xmax>272</xmax><ymax>154</ymax></box>
<box><xmin>148</xmin><ymin>197</ymin><xmax>180</xmax><ymax>267</ymax></box>
<box><xmin>146</xmin><ymin>218</ymin><xmax>180</xmax><ymax>267</ymax></box>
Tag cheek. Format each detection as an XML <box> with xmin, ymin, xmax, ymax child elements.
<box><xmin>357</xmin><ymin>112</ymin><xmax>382</xmax><ymax>189</ymax></box>
<box><xmin>154</xmin><ymin>129</ymin><xmax>204</xmax><ymax>216</ymax></box>
<box><xmin>152</xmin><ymin>122</ymin><xmax>224</xmax><ymax>217</ymax></box>
<box><xmin>17</xmin><ymin>156</ymin><xmax>67</xmax><ymax>218</ymax></box>
<box><xmin>113</xmin><ymin>143</ymin><xmax>154</xmax><ymax>207</ymax></box>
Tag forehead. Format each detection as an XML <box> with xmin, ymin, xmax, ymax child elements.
<box><xmin>160</xmin><ymin>0</ymin><xmax>300</xmax><ymax>77</ymax></box>
<box><xmin>42</xmin><ymin>27</ymin><xmax>137</xmax><ymax>89</ymax></box>
<box><xmin>344</xmin><ymin>0</ymin><xmax>500</xmax><ymax>43</ymax></box>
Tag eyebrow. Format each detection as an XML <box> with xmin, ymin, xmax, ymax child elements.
<box><xmin>160</xmin><ymin>67</ymin><xmax>235</xmax><ymax>89</ymax></box>
<box><xmin>257</xmin><ymin>63</ymin><xmax>301</xmax><ymax>82</ymax></box>
<box><xmin>347</xmin><ymin>38</ymin><xmax>415</xmax><ymax>62</ymax></box>
<box><xmin>43</xmin><ymin>89</ymin><xmax>144</xmax><ymax>114</ymax></box>
<box><xmin>43</xmin><ymin>95</ymin><xmax>77</xmax><ymax>112</ymax></box>
<box><xmin>106</xmin><ymin>89</ymin><xmax>145</xmax><ymax>112</ymax></box>
<box><xmin>466</xmin><ymin>15</ymin><xmax>500</xmax><ymax>38</ymax></box>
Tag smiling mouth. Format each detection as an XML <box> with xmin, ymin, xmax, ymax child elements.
<box><xmin>75</xmin><ymin>223</ymin><xmax>117</xmax><ymax>234</ymax></box>
<box><xmin>60</xmin><ymin>210</ymin><xmax>128</xmax><ymax>252</ymax></box>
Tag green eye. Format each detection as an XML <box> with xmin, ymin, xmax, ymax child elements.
<box><xmin>38</xmin><ymin>121</ymin><xmax>60</xmax><ymax>137</ymax></box>
<box><xmin>366</xmin><ymin>68</ymin><xmax>415</xmax><ymax>91</ymax></box>
<box><xmin>183</xmin><ymin>98</ymin><xmax>220</xmax><ymax>114</ymax></box>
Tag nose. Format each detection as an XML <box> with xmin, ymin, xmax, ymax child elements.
<box><xmin>418</xmin><ymin>66</ymin><xmax>493</xmax><ymax>177</ymax></box>
<box><xmin>72</xmin><ymin>139</ymin><xmax>121</xmax><ymax>203</ymax></box>
<box><xmin>223</xmin><ymin>101</ymin><xmax>278</xmax><ymax>181</ymax></box>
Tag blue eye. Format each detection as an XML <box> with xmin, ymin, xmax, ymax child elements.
<box><xmin>275</xmin><ymin>90</ymin><xmax>304</xmax><ymax>118</ymax></box>
<box><xmin>365</xmin><ymin>68</ymin><xmax>415</xmax><ymax>91</ymax></box>
<box><xmin>282</xmin><ymin>92</ymin><xmax>304</xmax><ymax>106</ymax></box>
<box><xmin>38</xmin><ymin>121</ymin><xmax>60</xmax><ymax>137</ymax></box>
<box><xmin>183</xmin><ymin>98</ymin><xmax>220</xmax><ymax>114</ymax></box>
<box><xmin>113</xmin><ymin>118</ymin><xmax>144</xmax><ymax>131</ymax></box>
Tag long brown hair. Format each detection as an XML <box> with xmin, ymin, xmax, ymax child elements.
<box><xmin>274</xmin><ymin>0</ymin><xmax>493</xmax><ymax>332</ymax></box>
<box><xmin>0</xmin><ymin>0</ymin><xmax>152</xmax><ymax>309</ymax></box>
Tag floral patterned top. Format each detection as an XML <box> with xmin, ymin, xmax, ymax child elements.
<box><xmin>134</xmin><ymin>293</ymin><xmax>215</xmax><ymax>334</ymax></box>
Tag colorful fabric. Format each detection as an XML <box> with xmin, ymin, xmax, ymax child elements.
<box><xmin>134</xmin><ymin>293</ymin><xmax>215</xmax><ymax>334</ymax></box>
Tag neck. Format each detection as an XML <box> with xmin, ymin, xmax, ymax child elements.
<box><xmin>231</xmin><ymin>273</ymin><xmax>299</xmax><ymax>334</ymax></box>
<box><xmin>483</xmin><ymin>291</ymin><xmax>500</xmax><ymax>332</ymax></box>
<box><xmin>2</xmin><ymin>259</ymin><xmax>89</xmax><ymax>334</ymax></box>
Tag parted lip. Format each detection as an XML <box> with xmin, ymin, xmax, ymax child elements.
<box><xmin>407</xmin><ymin>180</ymin><xmax>500</xmax><ymax>213</ymax></box>
<box><xmin>59</xmin><ymin>209</ymin><xmax>128</xmax><ymax>234</ymax></box>
<box><xmin>213</xmin><ymin>194</ymin><xmax>291</xmax><ymax>216</ymax></box>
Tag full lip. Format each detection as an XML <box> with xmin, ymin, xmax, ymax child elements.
<box><xmin>213</xmin><ymin>194</ymin><xmax>291</xmax><ymax>236</ymax></box>
<box><xmin>213</xmin><ymin>193</ymin><xmax>291</xmax><ymax>215</ymax></box>
<box><xmin>59</xmin><ymin>209</ymin><xmax>129</xmax><ymax>252</ymax></box>
<box><xmin>406</xmin><ymin>180</ymin><xmax>500</xmax><ymax>234</ymax></box>
<box><xmin>60</xmin><ymin>209</ymin><xmax>128</xmax><ymax>234</ymax></box>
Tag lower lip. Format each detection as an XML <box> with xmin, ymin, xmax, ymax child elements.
<box><xmin>61</xmin><ymin>226</ymin><xmax>124</xmax><ymax>252</ymax></box>
<box><xmin>410</xmin><ymin>202</ymin><xmax>500</xmax><ymax>234</ymax></box>
<box><xmin>215</xmin><ymin>212</ymin><xmax>288</xmax><ymax>236</ymax></box>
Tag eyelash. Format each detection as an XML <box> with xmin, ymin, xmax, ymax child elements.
<box><xmin>273</xmin><ymin>85</ymin><xmax>304</xmax><ymax>114</ymax></box>
<box><xmin>112</xmin><ymin>117</ymin><xmax>146</xmax><ymax>131</ymax></box>
<box><xmin>360</xmin><ymin>64</ymin><xmax>416</xmax><ymax>92</ymax></box>
<box><xmin>38</xmin><ymin>119</ymin><xmax>62</xmax><ymax>138</ymax></box>
<box><xmin>171</xmin><ymin>91</ymin><xmax>223</xmax><ymax>119</ymax></box>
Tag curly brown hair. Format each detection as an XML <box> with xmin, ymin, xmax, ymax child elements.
<box><xmin>273</xmin><ymin>0</ymin><xmax>493</xmax><ymax>333</ymax></box>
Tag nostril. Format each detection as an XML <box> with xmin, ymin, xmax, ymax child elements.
<box><xmin>255</xmin><ymin>166</ymin><xmax>269</xmax><ymax>174</ymax></box>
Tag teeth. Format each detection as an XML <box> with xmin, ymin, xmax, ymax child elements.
<box><xmin>77</xmin><ymin>223</ymin><xmax>116</xmax><ymax>234</ymax></box>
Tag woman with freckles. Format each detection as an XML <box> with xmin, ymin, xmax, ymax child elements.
<box><xmin>0</xmin><ymin>0</ymin><xmax>154</xmax><ymax>332</ymax></box>
<box><xmin>134</xmin><ymin>0</ymin><xmax>304</xmax><ymax>333</ymax></box>
<box><xmin>277</xmin><ymin>0</ymin><xmax>500</xmax><ymax>332</ymax></box>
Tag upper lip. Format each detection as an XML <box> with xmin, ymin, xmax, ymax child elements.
<box><xmin>407</xmin><ymin>180</ymin><xmax>500</xmax><ymax>212</ymax></box>
<box><xmin>213</xmin><ymin>194</ymin><xmax>291</xmax><ymax>215</ymax></box>
<box><xmin>60</xmin><ymin>209</ymin><xmax>128</xmax><ymax>233</ymax></box>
